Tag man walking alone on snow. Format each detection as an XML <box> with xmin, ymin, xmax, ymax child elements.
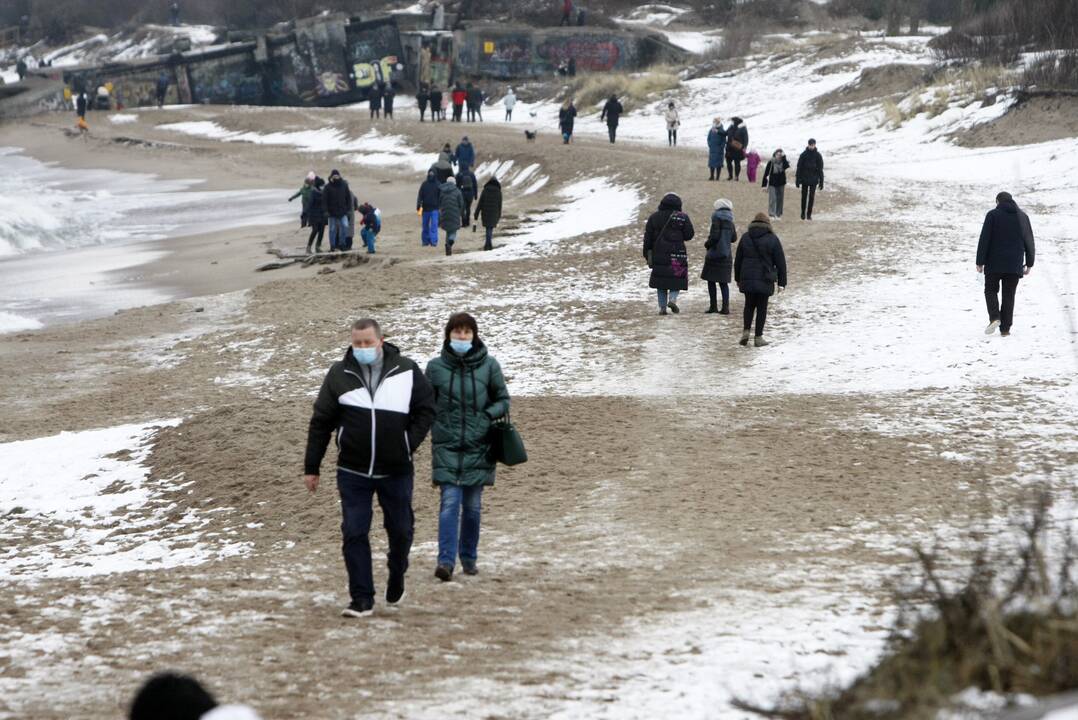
<box><xmin>795</xmin><ymin>139</ymin><xmax>824</xmax><ymax>220</ymax></box>
<box><xmin>304</xmin><ymin>319</ymin><xmax>435</xmax><ymax>618</ymax></box>
<box><xmin>977</xmin><ymin>191</ymin><xmax>1035</xmax><ymax>337</ymax></box>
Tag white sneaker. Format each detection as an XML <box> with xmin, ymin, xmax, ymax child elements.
<box><xmin>985</xmin><ymin>319</ymin><xmax>1000</xmax><ymax>335</ymax></box>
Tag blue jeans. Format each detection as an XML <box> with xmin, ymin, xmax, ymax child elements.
<box><xmin>328</xmin><ymin>216</ymin><xmax>349</xmax><ymax>250</ymax></box>
<box><xmin>421</xmin><ymin>210</ymin><xmax>439</xmax><ymax>246</ymax></box>
<box><xmin>361</xmin><ymin>227</ymin><xmax>377</xmax><ymax>253</ymax></box>
<box><xmin>337</xmin><ymin>469</ymin><xmax>414</xmax><ymax>603</ymax></box>
<box><xmin>445</xmin><ymin>228</ymin><xmax>458</xmax><ymax>248</ymax></box>
<box><xmin>657</xmin><ymin>288</ymin><xmax>680</xmax><ymax>310</ymax></box>
<box><xmin>437</xmin><ymin>484</ymin><xmax>483</xmax><ymax>568</ymax></box>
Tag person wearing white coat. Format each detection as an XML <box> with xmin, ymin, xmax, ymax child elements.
<box><xmin>664</xmin><ymin>102</ymin><xmax>680</xmax><ymax>147</ymax></box>
<box><xmin>503</xmin><ymin>87</ymin><xmax>517</xmax><ymax>121</ymax></box>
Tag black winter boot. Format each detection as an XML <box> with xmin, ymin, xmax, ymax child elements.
<box><xmin>719</xmin><ymin>302</ymin><xmax>730</xmax><ymax>315</ymax></box>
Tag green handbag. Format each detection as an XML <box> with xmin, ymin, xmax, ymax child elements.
<box><xmin>489</xmin><ymin>411</ymin><xmax>527</xmax><ymax>466</ymax></box>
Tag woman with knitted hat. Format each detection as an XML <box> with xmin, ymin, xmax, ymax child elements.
<box><xmin>701</xmin><ymin>198</ymin><xmax>737</xmax><ymax>314</ymax></box>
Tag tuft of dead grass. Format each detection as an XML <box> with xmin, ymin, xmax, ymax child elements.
<box><xmin>563</xmin><ymin>66</ymin><xmax>681</xmax><ymax>113</ymax></box>
<box><xmin>733</xmin><ymin>493</ymin><xmax>1078</xmax><ymax>720</ymax></box>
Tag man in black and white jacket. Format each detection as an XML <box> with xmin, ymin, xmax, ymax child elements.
<box><xmin>304</xmin><ymin>318</ymin><xmax>435</xmax><ymax>618</ymax></box>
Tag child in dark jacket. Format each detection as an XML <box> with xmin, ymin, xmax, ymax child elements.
<box><xmin>359</xmin><ymin>202</ymin><xmax>381</xmax><ymax>254</ymax></box>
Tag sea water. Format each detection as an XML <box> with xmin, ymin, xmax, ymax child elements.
<box><xmin>0</xmin><ymin>148</ymin><xmax>291</xmax><ymax>332</ymax></box>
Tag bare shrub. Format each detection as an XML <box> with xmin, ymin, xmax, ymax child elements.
<box><xmin>1022</xmin><ymin>51</ymin><xmax>1078</xmax><ymax>92</ymax></box>
<box><xmin>565</xmin><ymin>66</ymin><xmax>680</xmax><ymax>113</ymax></box>
<box><xmin>733</xmin><ymin>494</ymin><xmax>1078</xmax><ymax>720</ymax></box>
<box><xmin>717</xmin><ymin>17</ymin><xmax>754</xmax><ymax>60</ymax></box>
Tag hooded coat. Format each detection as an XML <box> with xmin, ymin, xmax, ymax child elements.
<box><xmin>424</xmin><ymin>339</ymin><xmax>511</xmax><ymax>487</ymax></box>
<box><xmin>438</xmin><ymin>181</ymin><xmax>464</xmax><ymax>232</ymax></box>
<box><xmin>701</xmin><ymin>207</ymin><xmax>737</xmax><ymax>284</ymax></box>
<box><xmin>559</xmin><ymin>104</ymin><xmax>577</xmax><ymax>135</ymax></box>
<box><xmin>323</xmin><ymin>176</ymin><xmax>352</xmax><ymax>218</ymax></box>
<box><xmin>417</xmin><ymin>172</ymin><xmax>441</xmax><ymax>211</ymax></box>
<box><xmin>456</xmin><ymin>169</ymin><xmax>478</xmax><ymax>202</ymax></box>
<box><xmin>307</xmin><ymin>185</ymin><xmax>327</xmax><ymax>225</ymax></box>
<box><xmin>431</xmin><ymin>157</ymin><xmax>454</xmax><ymax>183</ymax></box>
<box><xmin>474</xmin><ymin>177</ymin><xmax>503</xmax><ymax>228</ymax></box>
<box><xmin>735</xmin><ymin>220</ymin><xmax>788</xmax><ymax>296</ymax></box>
<box><xmin>455</xmin><ymin>140</ymin><xmax>475</xmax><ymax>169</ymax></box>
<box><xmin>707</xmin><ymin>125</ymin><xmax>727</xmax><ymax>169</ymax></box>
<box><xmin>976</xmin><ymin>199</ymin><xmax>1036</xmax><ymax>275</ymax></box>
<box><xmin>642</xmin><ymin>193</ymin><xmax>695</xmax><ymax>291</ymax></box>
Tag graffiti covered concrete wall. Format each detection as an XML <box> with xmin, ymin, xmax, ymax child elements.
<box><xmin>455</xmin><ymin>26</ymin><xmax>677</xmax><ymax>79</ymax></box>
<box><xmin>186</xmin><ymin>51</ymin><xmax>265</xmax><ymax>104</ymax></box>
<box><xmin>50</xmin><ymin>15</ymin><xmax>681</xmax><ymax>112</ymax></box>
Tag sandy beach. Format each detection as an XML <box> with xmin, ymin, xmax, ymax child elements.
<box><xmin>1</xmin><ymin>80</ymin><xmax>1076</xmax><ymax>718</ymax></box>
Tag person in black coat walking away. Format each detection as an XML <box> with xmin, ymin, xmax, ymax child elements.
<box><xmin>369</xmin><ymin>83</ymin><xmax>384</xmax><ymax>119</ymax></box>
<box><xmin>467</xmin><ymin>84</ymin><xmax>484</xmax><ymax>122</ymax></box>
<box><xmin>643</xmin><ymin>193</ymin><xmax>695</xmax><ymax>315</ymax></box>
<box><xmin>474</xmin><ymin>176</ymin><xmax>502</xmax><ymax>250</ymax></box>
<box><xmin>601</xmin><ymin>94</ymin><xmax>623</xmax><ymax>143</ymax></box>
<box><xmin>795</xmin><ymin>139</ymin><xmax>824</xmax><ymax>220</ymax></box>
<box><xmin>977</xmin><ymin>191</ymin><xmax>1035</xmax><ymax>336</ymax></box>
<box><xmin>417</xmin><ymin>83</ymin><xmax>430</xmax><ymax>122</ymax></box>
<box><xmin>456</xmin><ymin>166</ymin><xmax>478</xmax><ymax>230</ymax></box>
<box><xmin>735</xmin><ymin>213</ymin><xmax>787</xmax><ymax>346</ymax></box>
<box><xmin>725</xmin><ymin>117</ymin><xmax>748</xmax><ymax>181</ymax></box>
<box><xmin>762</xmin><ymin>149</ymin><xmax>790</xmax><ymax>219</ymax></box>
<box><xmin>76</xmin><ymin>91</ymin><xmax>88</xmax><ymax>119</ymax></box>
<box><xmin>559</xmin><ymin>98</ymin><xmax>577</xmax><ymax>144</ymax></box>
<box><xmin>701</xmin><ymin>198</ymin><xmax>737</xmax><ymax>314</ymax></box>
<box><xmin>429</xmin><ymin>85</ymin><xmax>444</xmax><ymax>121</ymax></box>
<box><xmin>306</xmin><ymin>177</ymin><xmax>327</xmax><ymax>254</ymax></box>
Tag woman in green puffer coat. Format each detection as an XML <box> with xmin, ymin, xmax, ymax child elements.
<box><xmin>425</xmin><ymin>312</ymin><xmax>510</xmax><ymax>581</ymax></box>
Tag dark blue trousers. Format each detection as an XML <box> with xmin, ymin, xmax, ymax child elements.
<box><xmin>336</xmin><ymin>469</ymin><xmax>414</xmax><ymax>603</ymax></box>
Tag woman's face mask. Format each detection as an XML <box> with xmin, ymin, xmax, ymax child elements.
<box><xmin>449</xmin><ymin>339</ymin><xmax>473</xmax><ymax>355</ymax></box>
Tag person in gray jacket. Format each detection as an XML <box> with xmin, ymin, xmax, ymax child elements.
<box><xmin>438</xmin><ymin>177</ymin><xmax>464</xmax><ymax>256</ymax></box>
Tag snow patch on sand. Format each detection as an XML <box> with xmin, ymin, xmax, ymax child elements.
<box><xmin>0</xmin><ymin>420</ymin><xmax>250</xmax><ymax>579</ymax></box>
<box><xmin>159</xmin><ymin>122</ymin><xmax>435</xmax><ymax>171</ymax></box>
<box><xmin>458</xmin><ymin>176</ymin><xmax>642</xmax><ymax>262</ymax></box>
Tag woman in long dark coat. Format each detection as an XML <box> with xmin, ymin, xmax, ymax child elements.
<box><xmin>474</xmin><ymin>176</ymin><xmax>502</xmax><ymax>251</ymax></box>
<box><xmin>642</xmin><ymin>192</ymin><xmax>694</xmax><ymax>315</ymax></box>
<box><xmin>734</xmin><ymin>212</ymin><xmax>788</xmax><ymax>346</ymax></box>
<box><xmin>425</xmin><ymin>312</ymin><xmax>510</xmax><ymax>581</ymax></box>
<box><xmin>701</xmin><ymin>198</ymin><xmax>737</xmax><ymax>314</ymax></box>
<box><xmin>707</xmin><ymin>117</ymin><xmax>726</xmax><ymax>180</ymax></box>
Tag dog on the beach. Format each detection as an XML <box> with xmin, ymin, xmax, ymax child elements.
<box><xmin>524</xmin><ymin>110</ymin><xmax>538</xmax><ymax>142</ymax></box>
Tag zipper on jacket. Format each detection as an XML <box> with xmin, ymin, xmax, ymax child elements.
<box><xmin>344</xmin><ymin>364</ymin><xmax>405</xmax><ymax>476</ymax></box>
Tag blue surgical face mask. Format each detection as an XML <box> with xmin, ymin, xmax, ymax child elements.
<box><xmin>449</xmin><ymin>339</ymin><xmax>472</xmax><ymax>355</ymax></box>
<box><xmin>352</xmin><ymin>346</ymin><xmax>378</xmax><ymax>365</ymax></box>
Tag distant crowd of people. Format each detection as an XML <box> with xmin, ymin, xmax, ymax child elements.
<box><xmin>417</xmin><ymin>136</ymin><xmax>502</xmax><ymax>254</ymax></box>
<box><xmin>289</xmin><ymin>170</ymin><xmax>380</xmax><ymax>254</ymax></box>
<box><xmin>416</xmin><ymin>81</ymin><xmax>492</xmax><ymax>122</ymax></box>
